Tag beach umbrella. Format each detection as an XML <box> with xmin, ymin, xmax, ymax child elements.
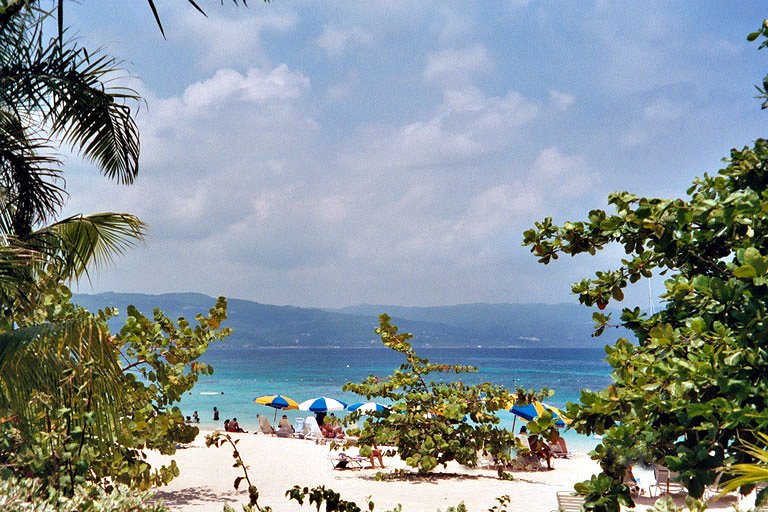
<box><xmin>509</xmin><ymin>401</ymin><xmax>568</xmax><ymax>429</ymax></box>
<box><xmin>254</xmin><ymin>394</ymin><xmax>299</xmax><ymax>421</ymax></box>
<box><xmin>298</xmin><ymin>396</ymin><xmax>347</xmax><ymax>412</ymax></box>
<box><xmin>347</xmin><ymin>402</ymin><xmax>389</xmax><ymax>414</ymax></box>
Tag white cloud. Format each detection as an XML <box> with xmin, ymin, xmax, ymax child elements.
<box><xmin>549</xmin><ymin>89</ymin><xmax>576</xmax><ymax>110</ymax></box>
<box><xmin>316</xmin><ymin>25</ymin><xmax>373</xmax><ymax>57</ymax></box>
<box><xmin>181</xmin><ymin>66</ymin><xmax>309</xmax><ymax>111</ymax></box>
<box><xmin>346</xmin><ymin>86</ymin><xmax>539</xmax><ymax>172</ymax></box>
<box><xmin>529</xmin><ymin>147</ymin><xmax>595</xmax><ymax>199</ymax></box>
<box><xmin>423</xmin><ymin>44</ymin><xmax>493</xmax><ymax>85</ymax></box>
<box><xmin>326</xmin><ymin>73</ymin><xmax>359</xmax><ymax>102</ymax></box>
<box><xmin>643</xmin><ymin>98</ymin><xmax>682</xmax><ymax>122</ymax></box>
<box><xmin>176</xmin><ymin>8</ymin><xmax>297</xmax><ymax>69</ymax></box>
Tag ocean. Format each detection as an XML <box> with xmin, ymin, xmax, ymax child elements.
<box><xmin>177</xmin><ymin>346</ymin><xmax>613</xmax><ymax>452</ymax></box>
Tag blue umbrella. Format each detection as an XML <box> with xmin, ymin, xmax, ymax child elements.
<box><xmin>347</xmin><ymin>402</ymin><xmax>389</xmax><ymax>413</ymax></box>
<box><xmin>509</xmin><ymin>402</ymin><xmax>566</xmax><ymax>428</ymax></box>
<box><xmin>298</xmin><ymin>396</ymin><xmax>347</xmax><ymax>412</ymax></box>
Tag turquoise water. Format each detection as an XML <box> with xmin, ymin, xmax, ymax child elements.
<box><xmin>177</xmin><ymin>346</ymin><xmax>612</xmax><ymax>452</ymax></box>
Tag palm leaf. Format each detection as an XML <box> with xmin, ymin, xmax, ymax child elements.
<box><xmin>27</xmin><ymin>213</ymin><xmax>146</xmax><ymax>281</ymax></box>
<box><xmin>0</xmin><ymin>315</ymin><xmax>126</xmax><ymax>443</ymax></box>
<box><xmin>0</xmin><ymin>16</ymin><xmax>140</xmax><ymax>185</ymax></box>
<box><xmin>720</xmin><ymin>433</ymin><xmax>768</xmax><ymax>495</ymax></box>
<box><xmin>0</xmin><ymin>108</ymin><xmax>66</xmax><ymax>235</ymax></box>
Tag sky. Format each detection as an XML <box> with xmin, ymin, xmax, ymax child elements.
<box><xmin>60</xmin><ymin>1</ymin><xmax>767</xmax><ymax>309</ymax></box>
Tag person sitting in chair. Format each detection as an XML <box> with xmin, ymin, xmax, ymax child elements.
<box><xmin>276</xmin><ymin>414</ymin><xmax>294</xmax><ymax>436</ymax></box>
<box><xmin>520</xmin><ymin>426</ymin><xmax>553</xmax><ymax>470</ymax></box>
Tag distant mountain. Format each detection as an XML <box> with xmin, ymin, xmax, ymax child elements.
<box><xmin>72</xmin><ymin>292</ymin><xmax>621</xmax><ymax>348</ymax></box>
<box><xmin>332</xmin><ymin>303</ymin><xmax>617</xmax><ymax>346</ymax></box>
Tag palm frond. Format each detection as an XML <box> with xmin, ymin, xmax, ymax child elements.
<box><xmin>0</xmin><ymin>315</ymin><xmax>126</xmax><ymax>443</ymax></box>
<box><xmin>27</xmin><ymin>213</ymin><xmax>146</xmax><ymax>281</ymax></box>
<box><xmin>0</xmin><ymin>18</ymin><xmax>140</xmax><ymax>185</ymax></box>
<box><xmin>720</xmin><ymin>433</ymin><xmax>768</xmax><ymax>494</ymax></box>
<box><xmin>0</xmin><ymin>108</ymin><xmax>66</xmax><ymax>235</ymax></box>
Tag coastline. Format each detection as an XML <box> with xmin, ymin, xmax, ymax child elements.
<box><xmin>146</xmin><ymin>430</ymin><xmax>740</xmax><ymax>512</ymax></box>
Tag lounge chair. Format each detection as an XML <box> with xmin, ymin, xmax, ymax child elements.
<box><xmin>302</xmin><ymin>416</ymin><xmax>324</xmax><ymax>442</ymax></box>
<box><xmin>476</xmin><ymin>448</ymin><xmax>496</xmax><ymax>469</ymax></box>
<box><xmin>258</xmin><ymin>415</ymin><xmax>275</xmax><ymax>435</ymax></box>
<box><xmin>648</xmin><ymin>466</ymin><xmax>685</xmax><ymax>497</ymax></box>
<box><xmin>551</xmin><ymin>491</ymin><xmax>585</xmax><ymax>512</ymax></box>
<box><xmin>293</xmin><ymin>417</ymin><xmax>305</xmax><ymax>437</ymax></box>
<box><xmin>329</xmin><ymin>452</ymin><xmax>367</xmax><ymax>470</ymax></box>
<box><xmin>549</xmin><ymin>437</ymin><xmax>571</xmax><ymax>458</ymax></box>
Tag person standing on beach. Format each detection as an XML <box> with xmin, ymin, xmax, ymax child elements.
<box><xmin>213</xmin><ymin>406</ymin><xmax>219</xmax><ymax>421</ymax></box>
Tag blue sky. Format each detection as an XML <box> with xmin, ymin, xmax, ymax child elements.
<box><xmin>62</xmin><ymin>1</ymin><xmax>767</xmax><ymax>308</ymax></box>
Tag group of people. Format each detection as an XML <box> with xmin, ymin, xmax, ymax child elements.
<box><xmin>224</xmin><ymin>417</ymin><xmax>246</xmax><ymax>433</ymax></box>
<box><xmin>316</xmin><ymin>412</ymin><xmax>344</xmax><ymax>439</ymax></box>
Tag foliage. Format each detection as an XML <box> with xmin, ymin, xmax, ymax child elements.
<box><xmin>487</xmin><ymin>495</ymin><xmax>510</xmax><ymax>512</ymax></box>
<box><xmin>0</xmin><ymin>290</ymin><xmax>230</xmax><ymax>493</ymax></box>
<box><xmin>523</xmin><ymin>23</ymin><xmax>768</xmax><ymax>506</ymax></box>
<box><xmin>343</xmin><ymin>314</ymin><xmax>555</xmax><ymax>474</ymax></box>
<box><xmin>0</xmin><ymin>474</ymin><xmax>169</xmax><ymax>511</ymax></box>
<box><xmin>573</xmin><ymin>474</ymin><xmax>633</xmax><ymax>512</ymax></box>
<box><xmin>0</xmin><ymin>0</ymin><xmax>231</xmax><ymax>503</ymax></box>
<box><xmin>648</xmin><ymin>496</ymin><xmax>708</xmax><ymax>512</ymax></box>
<box><xmin>440</xmin><ymin>504</ymin><xmax>467</xmax><ymax>512</ymax></box>
<box><xmin>747</xmin><ymin>19</ymin><xmax>768</xmax><ymax>109</ymax></box>
<box><xmin>524</xmin><ymin>135</ymin><xmax>768</xmax><ymax>505</ymax></box>
<box><xmin>0</xmin><ymin>3</ymin><xmax>145</xmax><ymax>306</ymax></box>
<box><xmin>286</xmin><ymin>485</ymin><xmax>378</xmax><ymax>512</ymax></box>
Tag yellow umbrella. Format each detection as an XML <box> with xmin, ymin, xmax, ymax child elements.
<box><xmin>254</xmin><ymin>394</ymin><xmax>299</xmax><ymax>421</ymax></box>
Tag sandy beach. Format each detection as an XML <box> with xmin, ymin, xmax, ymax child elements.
<box><xmin>146</xmin><ymin>430</ymin><xmax>741</xmax><ymax>512</ymax></box>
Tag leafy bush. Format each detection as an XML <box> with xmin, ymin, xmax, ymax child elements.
<box><xmin>343</xmin><ymin>314</ymin><xmax>556</xmax><ymax>474</ymax></box>
<box><xmin>0</xmin><ymin>476</ymin><xmax>169</xmax><ymax>511</ymax></box>
<box><xmin>524</xmin><ymin>20</ymin><xmax>768</xmax><ymax>509</ymax></box>
<box><xmin>0</xmin><ymin>287</ymin><xmax>231</xmax><ymax>493</ymax></box>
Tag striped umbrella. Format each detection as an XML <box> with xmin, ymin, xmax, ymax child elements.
<box><xmin>298</xmin><ymin>396</ymin><xmax>347</xmax><ymax>412</ymax></box>
<box><xmin>347</xmin><ymin>402</ymin><xmax>390</xmax><ymax>414</ymax></box>
<box><xmin>509</xmin><ymin>401</ymin><xmax>568</xmax><ymax>428</ymax></box>
<box><xmin>254</xmin><ymin>394</ymin><xmax>299</xmax><ymax>421</ymax></box>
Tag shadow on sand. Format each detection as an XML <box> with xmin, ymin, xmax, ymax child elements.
<box><xmin>151</xmin><ymin>486</ymin><xmax>239</xmax><ymax>508</ymax></box>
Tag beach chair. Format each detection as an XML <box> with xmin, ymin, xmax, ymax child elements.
<box><xmin>551</xmin><ymin>491</ymin><xmax>585</xmax><ymax>512</ymax></box>
<box><xmin>302</xmin><ymin>416</ymin><xmax>324</xmax><ymax>442</ymax></box>
<box><xmin>476</xmin><ymin>448</ymin><xmax>495</xmax><ymax>469</ymax></box>
<box><xmin>294</xmin><ymin>417</ymin><xmax>305</xmax><ymax>435</ymax></box>
<box><xmin>703</xmin><ymin>470</ymin><xmax>723</xmax><ymax>500</ymax></box>
<box><xmin>329</xmin><ymin>452</ymin><xmax>367</xmax><ymax>470</ymax></box>
<box><xmin>258</xmin><ymin>415</ymin><xmax>275</xmax><ymax>435</ymax></box>
<box><xmin>648</xmin><ymin>466</ymin><xmax>685</xmax><ymax>497</ymax></box>
<box><xmin>550</xmin><ymin>437</ymin><xmax>571</xmax><ymax>458</ymax></box>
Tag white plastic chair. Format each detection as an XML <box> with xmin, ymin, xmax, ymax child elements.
<box><xmin>302</xmin><ymin>416</ymin><xmax>323</xmax><ymax>441</ymax></box>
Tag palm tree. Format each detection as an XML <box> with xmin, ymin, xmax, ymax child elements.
<box><xmin>0</xmin><ymin>4</ymin><xmax>146</xmax><ymax>481</ymax></box>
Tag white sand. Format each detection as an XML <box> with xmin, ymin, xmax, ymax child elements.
<box><xmin>146</xmin><ymin>430</ymin><xmax>740</xmax><ymax>512</ymax></box>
